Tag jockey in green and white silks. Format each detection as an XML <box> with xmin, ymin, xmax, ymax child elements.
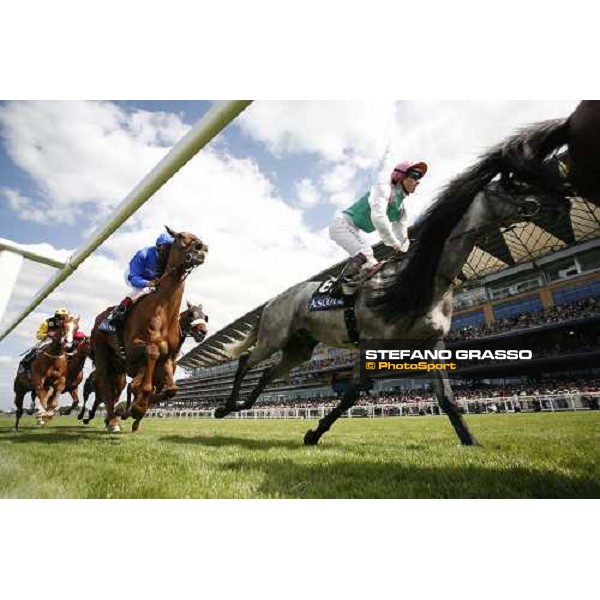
<box><xmin>329</xmin><ymin>156</ymin><xmax>427</xmax><ymax>290</ymax></box>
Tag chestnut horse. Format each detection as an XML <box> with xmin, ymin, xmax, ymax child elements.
<box><xmin>13</xmin><ymin>315</ymin><xmax>80</xmax><ymax>430</ymax></box>
<box><xmin>29</xmin><ymin>334</ymin><xmax>91</xmax><ymax>416</ymax></box>
<box><xmin>91</xmin><ymin>228</ymin><xmax>207</xmax><ymax>432</ymax></box>
<box><xmin>80</xmin><ymin>301</ymin><xmax>208</xmax><ymax>424</ymax></box>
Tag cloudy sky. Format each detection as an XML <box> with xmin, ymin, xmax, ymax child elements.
<box><xmin>0</xmin><ymin>100</ymin><xmax>579</xmax><ymax>410</ymax></box>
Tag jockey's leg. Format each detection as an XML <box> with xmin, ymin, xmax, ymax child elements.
<box><xmin>99</xmin><ymin>284</ymin><xmax>153</xmax><ymax>334</ymax></box>
<box><xmin>329</xmin><ymin>212</ymin><xmax>376</xmax><ymax>296</ymax></box>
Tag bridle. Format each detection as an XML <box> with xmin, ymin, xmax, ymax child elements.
<box><xmin>157</xmin><ymin>240</ymin><xmax>208</xmax><ymax>285</ymax></box>
<box><xmin>180</xmin><ymin>308</ymin><xmax>208</xmax><ymax>343</ymax></box>
<box><xmin>446</xmin><ymin>181</ymin><xmax>541</xmax><ymax>244</ymax></box>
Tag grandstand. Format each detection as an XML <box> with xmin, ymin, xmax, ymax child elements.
<box><xmin>170</xmin><ymin>195</ymin><xmax>600</xmax><ymax>416</ymax></box>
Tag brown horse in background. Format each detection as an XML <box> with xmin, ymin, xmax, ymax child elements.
<box><xmin>81</xmin><ymin>301</ymin><xmax>208</xmax><ymax>424</ymax></box>
<box><xmin>29</xmin><ymin>334</ymin><xmax>91</xmax><ymax>416</ymax></box>
<box><xmin>13</xmin><ymin>315</ymin><xmax>80</xmax><ymax>431</ymax></box>
<box><xmin>91</xmin><ymin>228</ymin><xmax>207</xmax><ymax>432</ymax></box>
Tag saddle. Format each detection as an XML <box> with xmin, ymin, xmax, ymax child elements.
<box><xmin>18</xmin><ymin>339</ymin><xmax>53</xmax><ymax>374</ymax></box>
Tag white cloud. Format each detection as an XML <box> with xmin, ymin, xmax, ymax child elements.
<box><xmin>295</xmin><ymin>178</ymin><xmax>319</xmax><ymax>208</ymax></box>
<box><xmin>0</xmin><ymin>101</ymin><xmax>181</xmax><ymax>224</ymax></box>
<box><xmin>239</xmin><ymin>100</ymin><xmax>396</xmax><ymax>165</ymax></box>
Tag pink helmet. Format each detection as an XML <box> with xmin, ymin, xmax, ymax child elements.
<box><xmin>391</xmin><ymin>161</ymin><xmax>428</xmax><ymax>185</ymax></box>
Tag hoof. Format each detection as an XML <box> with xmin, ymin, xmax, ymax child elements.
<box><xmin>77</xmin><ymin>413</ymin><xmax>84</xmax><ymax>421</ymax></box>
<box><xmin>303</xmin><ymin>430</ymin><xmax>320</xmax><ymax>446</ymax></box>
<box><xmin>82</xmin><ymin>418</ymin><xmax>90</xmax><ymax>425</ymax></box>
<box><xmin>214</xmin><ymin>406</ymin><xmax>231</xmax><ymax>419</ymax></box>
<box><xmin>106</xmin><ymin>422</ymin><xmax>121</xmax><ymax>433</ymax></box>
<box><xmin>114</xmin><ymin>402</ymin><xmax>128</xmax><ymax>418</ymax></box>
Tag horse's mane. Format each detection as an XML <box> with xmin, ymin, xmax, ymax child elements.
<box><xmin>367</xmin><ymin>147</ymin><xmax>505</xmax><ymax>318</ymax></box>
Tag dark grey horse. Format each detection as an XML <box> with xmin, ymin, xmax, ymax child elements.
<box><xmin>213</xmin><ymin>128</ymin><xmax>574</xmax><ymax>446</ymax></box>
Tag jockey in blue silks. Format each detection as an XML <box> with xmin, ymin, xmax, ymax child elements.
<box><xmin>99</xmin><ymin>232</ymin><xmax>174</xmax><ymax>333</ymax></box>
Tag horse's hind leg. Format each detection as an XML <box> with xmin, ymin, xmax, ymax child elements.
<box><xmin>239</xmin><ymin>335</ymin><xmax>318</xmax><ymax>411</ymax></box>
<box><xmin>304</xmin><ymin>382</ymin><xmax>362</xmax><ymax>445</ymax></box>
<box><xmin>28</xmin><ymin>391</ymin><xmax>36</xmax><ymax>415</ymax></box>
<box><xmin>83</xmin><ymin>394</ymin><xmax>100</xmax><ymax>425</ymax></box>
<box><xmin>14</xmin><ymin>388</ymin><xmax>26</xmax><ymax>432</ymax></box>
<box><xmin>429</xmin><ymin>340</ymin><xmax>479</xmax><ymax>446</ymax></box>
<box><xmin>66</xmin><ymin>389</ymin><xmax>79</xmax><ymax>415</ymax></box>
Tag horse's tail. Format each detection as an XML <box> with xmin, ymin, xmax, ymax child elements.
<box><xmin>220</xmin><ymin>321</ymin><xmax>259</xmax><ymax>360</ymax></box>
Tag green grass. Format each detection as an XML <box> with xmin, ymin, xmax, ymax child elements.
<box><xmin>0</xmin><ymin>412</ymin><xmax>598</xmax><ymax>498</ymax></box>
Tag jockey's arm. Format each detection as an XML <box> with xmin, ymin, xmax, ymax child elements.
<box><xmin>36</xmin><ymin>320</ymin><xmax>49</xmax><ymax>341</ymax></box>
<box><xmin>369</xmin><ymin>182</ymin><xmax>400</xmax><ymax>248</ymax></box>
<box><xmin>127</xmin><ymin>250</ymin><xmax>152</xmax><ymax>288</ymax></box>
<box><xmin>392</xmin><ymin>207</ymin><xmax>410</xmax><ymax>252</ymax></box>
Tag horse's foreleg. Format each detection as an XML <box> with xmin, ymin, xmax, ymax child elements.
<box><xmin>429</xmin><ymin>340</ymin><xmax>479</xmax><ymax>446</ymax></box>
<box><xmin>130</xmin><ymin>345</ymin><xmax>159</xmax><ymax>432</ymax></box>
<box><xmin>33</xmin><ymin>380</ymin><xmax>52</xmax><ymax>425</ymax></box>
<box><xmin>44</xmin><ymin>378</ymin><xmax>65</xmax><ymax>422</ymax></box>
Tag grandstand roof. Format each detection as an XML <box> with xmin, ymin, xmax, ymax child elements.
<box><xmin>179</xmin><ymin>196</ymin><xmax>600</xmax><ymax>369</ymax></box>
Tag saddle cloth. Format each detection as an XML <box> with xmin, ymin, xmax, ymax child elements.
<box><xmin>308</xmin><ymin>280</ymin><xmax>345</xmax><ymax>311</ymax></box>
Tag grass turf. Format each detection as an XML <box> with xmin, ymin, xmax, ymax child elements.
<box><xmin>0</xmin><ymin>412</ymin><xmax>598</xmax><ymax>498</ymax></box>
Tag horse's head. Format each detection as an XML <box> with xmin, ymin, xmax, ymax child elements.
<box><xmin>473</xmin><ymin>177</ymin><xmax>570</xmax><ymax>233</ymax></box>
<box><xmin>164</xmin><ymin>226</ymin><xmax>208</xmax><ymax>276</ymax></box>
<box><xmin>181</xmin><ymin>300</ymin><xmax>208</xmax><ymax>343</ymax></box>
<box><xmin>60</xmin><ymin>315</ymin><xmax>80</xmax><ymax>352</ymax></box>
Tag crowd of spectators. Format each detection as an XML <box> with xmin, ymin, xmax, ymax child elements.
<box><xmin>448</xmin><ymin>297</ymin><xmax>599</xmax><ymax>341</ymax></box>
<box><xmin>173</xmin><ymin>379</ymin><xmax>600</xmax><ymax>411</ymax></box>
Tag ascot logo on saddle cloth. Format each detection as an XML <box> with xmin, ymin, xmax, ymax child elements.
<box><xmin>308</xmin><ymin>280</ymin><xmax>345</xmax><ymax>311</ymax></box>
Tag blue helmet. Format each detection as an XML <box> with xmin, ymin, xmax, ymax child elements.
<box><xmin>155</xmin><ymin>232</ymin><xmax>174</xmax><ymax>246</ymax></box>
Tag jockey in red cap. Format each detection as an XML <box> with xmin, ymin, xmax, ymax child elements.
<box><xmin>328</xmin><ymin>156</ymin><xmax>427</xmax><ymax>296</ymax></box>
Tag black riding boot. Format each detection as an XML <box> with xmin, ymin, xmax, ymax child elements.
<box><xmin>98</xmin><ymin>301</ymin><xmax>131</xmax><ymax>334</ymax></box>
<box><xmin>329</xmin><ymin>253</ymin><xmax>368</xmax><ymax>298</ymax></box>
<box><xmin>18</xmin><ymin>347</ymin><xmax>38</xmax><ymax>374</ymax></box>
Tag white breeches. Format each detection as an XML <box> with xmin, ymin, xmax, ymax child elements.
<box><xmin>329</xmin><ymin>212</ymin><xmax>377</xmax><ymax>266</ymax></box>
<box><xmin>123</xmin><ymin>269</ymin><xmax>153</xmax><ymax>303</ymax></box>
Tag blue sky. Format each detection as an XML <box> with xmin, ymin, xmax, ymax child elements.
<box><xmin>0</xmin><ymin>100</ymin><xmax>580</xmax><ymax>410</ymax></box>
